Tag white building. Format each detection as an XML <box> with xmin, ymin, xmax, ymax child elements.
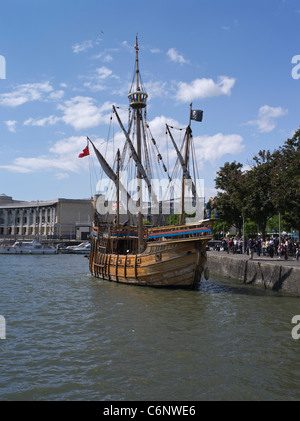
<box><xmin>0</xmin><ymin>194</ymin><xmax>94</xmax><ymax>240</ymax></box>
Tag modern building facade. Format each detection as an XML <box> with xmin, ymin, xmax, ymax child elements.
<box><xmin>0</xmin><ymin>194</ymin><xmax>94</xmax><ymax>240</ymax></box>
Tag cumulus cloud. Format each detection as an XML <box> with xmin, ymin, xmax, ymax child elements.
<box><xmin>5</xmin><ymin>120</ymin><xmax>17</xmax><ymax>132</ymax></box>
<box><xmin>245</xmin><ymin>105</ymin><xmax>288</xmax><ymax>133</ymax></box>
<box><xmin>193</xmin><ymin>133</ymin><xmax>244</xmax><ymax>165</ymax></box>
<box><xmin>82</xmin><ymin>66</ymin><xmax>119</xmax><ymax>92</ymax></box>
<box><xmin>167</xmin><ymin>48</ymin><xmax>188</xmax><ymax>64</ymax></box>
<box><xmin>0</xmin><ymin>81</ymin><xmax>63</xmax><ymax>107</ymax></box>
<box><xmin>0</xmin><ymin>135</ymin><xmax>100</xmax><ymax>174</ymax></box>
<box><xmin>22</xmin><ymin>96</ymin><xmax>114</xmax><ymax>131</ymax></box>
<box><xmin>24</xmin><ymin>115</ymin><xmax>60</xmax><ymax>127</ymax></box>
<box><xmin>0</xmin><ymin>111</ymin><xmax>244</xmax><ymax>180</ymax></box>
<box><xmin>72</xmin><ymin>40</ymin><xmax>94</xmax><ymax>54</ymax></box>
<box><xmin>146</xmin><ymin>81</ymin><xmax>168</xmax><ymax>99</ymax></box>
<box><xmin>175</xmin><ymin>76</ymin><xmax>236</xmax><ymax>102</ymax></box>
<box><xmin>92</xmin><ymin>52</ymin><xmax>113</xmax><ymax>62</ymax></box>
<box><xmin>57</xmin><ymin>97</ymin><xmax>112</xmax><ymax>130</ymax></box>
<box><xmin>147</xmin><ymin>115</ymin><xmax>244</xmax><ymax>166</ymax></box>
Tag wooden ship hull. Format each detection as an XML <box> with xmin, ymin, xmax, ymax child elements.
<box><xmin>89</xmin><ymin>222</ymin><xmax>212</xmax><ymax>287</ymax></box>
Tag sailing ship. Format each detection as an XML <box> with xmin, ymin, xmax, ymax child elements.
<box><xmin>87</xmin><ymin>38</ymin><xmax>213</xmax><ymax>287</ymax></box>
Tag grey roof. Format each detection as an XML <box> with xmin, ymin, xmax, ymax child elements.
<box><xmin>0</xmin><ymin>197</ymin><xmax>92</xmax><ymax>209</ymax></box>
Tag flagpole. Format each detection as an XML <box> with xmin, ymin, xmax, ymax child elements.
<box><xmin>189</xmin><ymin>102</ymin><xmax>192</xmax><ymax>127</ymax></box>
<box><xmin>180</xmin><ymin>104</ymin><xmax>193</xmax><ymax>225</ymax></box>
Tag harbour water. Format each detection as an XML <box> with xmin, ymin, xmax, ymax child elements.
<box><xmin>0</xmin><ymin>254</ymin><xmax>299</xmax><ymax>401</ymax></box>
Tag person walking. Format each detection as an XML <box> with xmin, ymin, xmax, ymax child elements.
<box><xmin>249</xmin><ymin>238</ymin><xmax>255</xmax><ymax>260</ymax></box>
<box><xmin>268</xmin><ymin>238</ymin><xmax>274</xmax><ymax>258</ymax></box>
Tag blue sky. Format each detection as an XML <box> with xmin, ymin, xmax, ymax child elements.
<box><xmin>0</xmin><ymin>0</ymin><xmax>299</xmax><ymax>202</ymax></box>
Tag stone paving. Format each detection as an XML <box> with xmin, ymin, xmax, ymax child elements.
<box><xmin>208</xmin><ymin>250</ymin><xmax>300</xmax><ymax>267</ymax></box>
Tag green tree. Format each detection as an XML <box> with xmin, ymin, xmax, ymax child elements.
<box><xmin>214</xmin><ymin>128</ymin><xmax>300</xmax><ymax>239</ymax></box>
<box><xmin>271</xmin><ymin>128</ymin><xmax>300</xmax><ymax>235</ymax></box>
<box><xmin>212</xmin><ymin>219</ymin><xmax>231</xmax><ymax>239</ymax></box>
<box><xmin>214</xmin><ymin>161</ymin><xmax>246</xmax><ymax>235</ymax></box>
<box><xmin>243</xmin><ymin>150</ymin><xmax>277</xmax><ymax>239</ymax></box>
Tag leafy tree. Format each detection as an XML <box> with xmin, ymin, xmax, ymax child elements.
<box><xmin>212</xmin><ymin>219</ymin><xmax>231</xmax><ymax>238</ymax></box>
<box><xmin>243</xmin><ymin>150</ymin><xmax>277</xmax><ymax>239</ymax></box>
<box><xmin>271</xmin><ymin>128</ymin><xmax>300</xmax><ymax>235</ymax></box>
<box><xmin>165</xmin><ymin>211</ymin><xmax>196</xmax><ymax>225</ymax></box>
<box><xmin>244</xmin><ymin>219</ymin><xmax>258</xmax><ymax>238</ymax></box>
<box><xmin>214</xmin><ymin>128</ymin><xmax>300</xmax><ymax>238</ymax></box>
<box><xmin>165</xmin><ymin>214</ymin><xmax>180</xmax><ymax>225</ymax></box>
<box><xmin>214</xmin><ymin>161</ymin><xmax>246</xmax><ymax>235</ymax></box>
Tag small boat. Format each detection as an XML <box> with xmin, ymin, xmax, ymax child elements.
<box><xmin>65</xmin><ymin>242</ymin><xmax>91</xmax><ymax>254</ymax></box>
<box><xmin>0</xmin><ymin>239</ymin><xmax>57</xmax><ymax>254</ymax></box>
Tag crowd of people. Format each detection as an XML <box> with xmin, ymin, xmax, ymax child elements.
<box><xmin>220</xmin><ymin>236</ymin><xmax>300</xmax><ymax>261</ymax></box>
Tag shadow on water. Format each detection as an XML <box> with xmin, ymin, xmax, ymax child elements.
<box><xmin>197</xmin><ymin>276</ymin><xmax>299</xmax><ymax>299</ymax></box>
<box><xmin>90</xmin><ymin>272</ymin><xmax>297</xmax><ymax>300</ymax></box>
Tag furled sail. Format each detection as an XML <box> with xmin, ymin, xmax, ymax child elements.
<box><xmin>87</xmin><ymin>137</ymin><xmax>133</xmax><ymax>209</ymax></box>
<box><xmin>166</xmin><ymin>124</ymin><xmax>197</xmax><ymax>198</ymax></box>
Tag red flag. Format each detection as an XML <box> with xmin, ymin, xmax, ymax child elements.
<box><xmin>78</xmin><ymin>146</ymin><xmax>89</xmax><ymax>158</ymax></box>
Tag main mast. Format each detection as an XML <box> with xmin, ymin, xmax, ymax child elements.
<box><xmin>128</xmin><ymin>37</ymin><xmax>148</xmax><ymax>253</ymax></box>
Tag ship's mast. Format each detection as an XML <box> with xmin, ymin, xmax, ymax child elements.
<box><xmin>116</xmin><ymin>149</ymin><xmax>120</xmax><ymax>228</ymax></box>
<box><xmin>180</xmin><ymin>103</ymin><xmax>192</xmax><ymax>225</ymax></box>
<box><xmin>128</xmin><ymin>36</ymin><xmax>148</xmax><ymax>253</ymax></box>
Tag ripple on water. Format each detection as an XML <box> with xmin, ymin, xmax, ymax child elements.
<box><xmin>0</xmin><ymin>255</ymin><xmax>300</xmax><ymax>400</ymax></box>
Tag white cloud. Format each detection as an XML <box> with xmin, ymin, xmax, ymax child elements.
<box><xmin>245</xmin><ymin>105</ymin><xmax>288</xmax><ymax>133</ymax></box>
<box><xmin>0</xmin><ymin>81</ymin><xmax>54</xmax><ymax>107</ymax></box>
<box><xmin>72</xmin><ymin>40</ymin><xmax>93</xmax><ymax>53</ymax></box>
<box><xmin>83</xmin><ymin>81</ymin><xmax>106</xmax><ymax>92</ymax></box>
<box><xmin>146</xmin><ymin>81</ymin><xmax>168</xmax><ymax>99</ymax></box>
<box><xmin>49</xmin><ymin>135</ymin><xmax>89</xmax><ymax>156</ymax></box>
<box><xmin>48</xmin><ymin>90</ymin><xmax>65</xmax><ymax>100</ymax></box>
<box><xmin>93</xmin><ymin>52</ymin><xmax>113</xmax><ymax>62</ymax></box>
<box><xmin>175</xmin><ymin>76</ymin><xmax>236</xmax><ymax>102</ymax></box>
<box><xmin>0</xmin><ymin>135</ymin><xmax>92</xmax><ymax>174</ymax></box>
<box><xmin>82</xmin><ymin>66</ymin><xmax>119</xmax><ymax>92</ymax></box>
<box><xmin>96</xmin><ymin>66</ymin><xmax>113</xmax><ymax>79</ymax></box>
<box><xmin>0</xmin><ymin>81</ymin><xmax>64</xmax><ymax>107</ymax></box>
<box><xmin>0</xmin><ymin>112</ymin><xmax>244</xmax><ymax>180</ymax></box>
<box><xmin>194</xmin><ymin>133</ymin><xmax>244</xmax><ymax>164</ymax></box>
<box><xmin>167</xmin><ymin>48</ymin><xmax>188</xmax><ymax>64</ymax></box>
<box><xmin>57</xmin><ymin>96</ymin><xmax>112</xmax><ymax>130</ymax></box>
<box><xmin>121</xmin><ymin>40</ymin><xmax>131</xmax><ymax>50</ymax></box>
<box><xmin>147</xmin><ymin>115</ymin><xmax>244</xmax><ymax>166</ymax></box>
<box><xmin>5</xmin><ymin>120</ymin><xmax>17</xmax><ymax>132</ymax></box>
<box><xmin>24</xmin><ymin>115</ymin><xmax>60</xmax><ymax>127</ymax></box>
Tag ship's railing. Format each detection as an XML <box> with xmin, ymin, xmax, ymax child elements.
<box><xmin>145</xmin><ymin>221</ymin><xmax>213</xmax><ymax>241</ymax></box>
<box><xmin>93</xmin><ymin>220</ymin><xmax>214</xmax><ymax>241</ymax></box>
<box><xmin>146</xmin><ymin>227</ymin><xmax>212</xmax><ymax>241</ymax></box>
<box><xmin>92</xmin><ymin>223</ymin><xmax>139</xmax><ymax>238</ymax></box>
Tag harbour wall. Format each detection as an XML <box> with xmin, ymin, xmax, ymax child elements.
<box><xmin>206</xmin><ymin>252</ymin><xmax>300</xmax><ymax>295</ymax></box>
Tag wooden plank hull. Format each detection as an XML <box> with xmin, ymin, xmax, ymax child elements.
<box><xmin>89</xmin><ymin>237</ymin><xmax>210</xmax><ymax>288</ymax></box>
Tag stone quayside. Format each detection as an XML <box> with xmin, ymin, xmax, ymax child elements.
<box><xmin>207</xmin><ymin>251</ymin><xmax>300</xmax><ymax>295</ymax></box>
